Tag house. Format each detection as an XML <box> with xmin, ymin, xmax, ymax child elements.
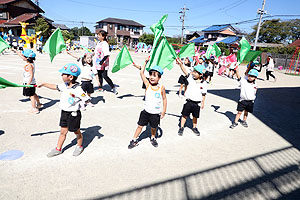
<box><xmin>186</xmin><ymin>31</ymin><xmax>202</xmax><ymax>42</ymax></box>
<box><xmin>53</xmin><ymin>23</ymin><xmax>70</xmax><ymax>31</ymax></box>
<box><xmin>289</xmin><ymin>39</ymin><xmax>300</xmax><ymax>47</ymax></box>
<box><xmin>188</xmin><ymin>24</ymin><xmax>242</xmax><ymax>46</ymax></box>
<box><xmin>95</xmin><ymin>17</ymin><xmax>145</xmax><ymax>47</ymax></box>
<box><xmin>0</xmin><ymin>0</ymin><xmax>53</xmax><ymax>36</ymax></box>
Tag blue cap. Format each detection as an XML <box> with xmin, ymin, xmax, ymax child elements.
<box><xmin>22</xmin><ymin>49</ymin><xmax>36</xmax><ymax>58</ymax></box>
<box><xmin>194</xmin><ymin>65</ymin><xmax>206</xmax><ymax>74</ymax></box>
<box><xmin>250</xmin><ymin>62</ymin><xmax>256</xmax><ymax>67</ymax></box>
<box><xmin>59</xmin><ymin>63</ymin><xmax>81</xmax><ymax>77</ymax></box>
<box><xmin>248</xmin><ymin>69</ymin><xmax>259</xmax><ymax>77</ymax></box>
<box><xmin>210</xmin><ymin>56</ymin><xmax>215</xmax><ymax>59</ymax></box>
<box><xmin>149</xmin><ymin>65</ymin><xmax>163</xmax><ymax>75</ymax></box>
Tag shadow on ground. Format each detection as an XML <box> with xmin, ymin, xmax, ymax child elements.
<box><xmin>137</xmin><ymin>125</ymin><xmax>163</xmax><ymax>142</ymax></box>
<box><xmin>208</xmin><ymin>87</ymin><xmax>300</xmax><ymax>150</ymax></box>
<box><xmin>92</xmin><ymin>146</ymin><xmax>300</xmax><ymax>200</ymax></box>
<box><xmin>0</xmin><ymin>130</ymin><xmax>4</xmax><ymax>136</ymax></box>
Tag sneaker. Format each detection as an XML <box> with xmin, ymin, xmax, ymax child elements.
<box><xmin>36</xmin><ymin>104</ymin><xmax>43</xmax><ymax>109</ymax></box>
<box><xmin>178</xmin><ymin>93</ymin><xmax>183</xmax><ymax>99</ymax></box>
<box><xmin>192</xmin><ymin>127</ymin><xmax>200</xmax><ymax>136</ymax></box>
<box><xmin>128</xmin><ymin>140</ymin><xmax>139</xmax><ymax>149</ymax></box>
<box><xmin>230</xmin><ymin>122</ymin><xmax>238</xmax><ymax>129</ymax></box>
<box><xmin>86</xmin><ymin>102</ymin><xmax>95</xmax><ymax>107</ymax></box>
<box><xmin>150</xmin><ymin>138</ymin><xmax>158</xmax><ymax>147</ymax></box>
<box><xmin>113</xmin><ymin>87</ymin><xmax>118</xmax><ymax>95</ymax></box>
<box><xmin>241</xmin><ymin>120</ymin><xmax>248</xmax><ymax>128</ymax></box>
<box><xmin>178</xmin><ymin>127</ymin><xmax>184</xmax><ymax>136</ymax></box>
<box><xmin>29</xmin><ymin>108</ymin><xmax>40</xmax><ymax>114</ymax></box>
<box><xmin>73</xmin><ymin>146</ymin><xmax>83</xmax><ymax>157</ymax></box>
<box><xmin>98</xmin><ymin>88</ymin><xmax>104</xmax><ymax>92</ymax></box>
<box><xmin>47</xmin><ymin>148</ymin><xmax>62</xmax><ymax>157</ymax></box>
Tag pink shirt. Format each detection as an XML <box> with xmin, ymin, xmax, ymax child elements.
<box><xmin>94</xmin><ymin>41</ymin><xmax>110</xmax><ymax>70</ymax></box>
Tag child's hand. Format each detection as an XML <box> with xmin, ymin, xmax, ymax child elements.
<box><xmin>37</xmin><ymin>83</ymin><xmax>44</xmax><ymax>88</ymax></box>
<box><xmin>145</xmin><ymin>56</ymin><xmax>150</xmax><ymax>62</ymax></box>
<box><xmin>176</xmin><ymin>57</ymin><xmax>182</xmax><ymax>65</ymax></box>
<box><xmin>201</xmin><ymin>102</ymin><xmax>205</xmax><ymax>109</ymax></box>
<box><xmin>161</xmin><ymin>112</ymin><xmax>165</xmax><ymax>119</ymax></box>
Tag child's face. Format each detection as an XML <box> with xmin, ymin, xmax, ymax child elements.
<box><xmin>61</xmin><ymin>74</ymin><xmax>73</xmax><ymax>83</ymax></box>
<box><xmin>85</xmin><ymin>54</ymin><xmax>92</xmax><ymax>64</ymax></box>
<box><xmin>248</xmin><ymin>75</ymin><xmax>256</xmax><ymax>82</ymax></box>
<box><xmin>199</xmin><ymin>59</ymin><xmax>203</xmax><ymax>64</ymax></box>
<box><xmin>149</xmin><ymin>71</ymin><xmax>161</xmax><ymax>85</ymax></box>
<box><xmin>184</xmin><ymin>58</ymin><xmax>190</xmax><ymax>65</ymax></box>
<box><xmin>192</xmin><ymin>70</ymin><xmax>202</xmax><ymax>80</ymax></box>
<box><xmin>97</xmin><ymin>33</ymin><xmax>104</xmax><ymax>41</ymax></box>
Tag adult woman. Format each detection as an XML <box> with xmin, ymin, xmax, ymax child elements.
<box><xmin>263</xmin><ymin>54</ymin><xmax>277</xmax><ymax>82</ymax></box>
<box><xmin>94</xmin><ymin>30</ymin><xmax>118</xmax><ymax>94</ymax></box>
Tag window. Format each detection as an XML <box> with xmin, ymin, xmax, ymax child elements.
<box><xmin>0</xmin><ymin>12</ymin><xmax>7</xmax><ymax>19</ymax></box>
<box><xmin>118</xmin><ymin>25</ymin><xmax>126</xmax><ymax>30</ymax></box>
<box><xmin>98</xmin><ymin>23</ymin><xmax>103</xmax><ymax>29</ymax></box>
<box><xmin>109</xmin><ymin>24</ymin><xmax>113</xmax><ymax>29</ymax></box>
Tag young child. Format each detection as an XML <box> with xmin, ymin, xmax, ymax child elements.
<box><xmin>128</xmin><ymin>61</ymin><xmax>167</xmax><ymax>149</ymax></box>
<box><xmin>230</xmin><ymin>69</ymin><xmax>258</xmax><ymax>129</ymax></box>
<box><xmin>38</xmin><ymin>63</ymin><xmax>90</xmax><ymax>157</ymax></box>
<box><xmin>67</xmin><ymin>51</ymin><xmax>99</xmax><ymax>108</ymax></box>
<box><xmin>176</xmin><ymin>58</ymin><xmax>207</xmax><ymax>136</ymax></box>
<box><xmin>177</xmin><ymin>57</ymin><xmax>193</xmax><ymax>98</ymax></box>
<box><xmin>263</xmin><ymin>55</ymin><xmax>277</xmax><ymax>82</ymax></box>
<box><xmin>14</xmin><ymin>49</ymin><xmax>42</xmax><ymax>114</ymax></box>
<box><xmin>205</xmin><ymin>56</ymin><xmax>215</xmax><ymax>83</ymax></box>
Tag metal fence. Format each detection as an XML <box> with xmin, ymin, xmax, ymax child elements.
<box><xmin>265</xmin><ymin>53</ymin><xmax>293</xmax><ymax>70</ymax></box>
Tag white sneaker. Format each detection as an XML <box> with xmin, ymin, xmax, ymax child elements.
<box><xmin>113</xmin><ymin>88</ymin><xmax>118</xmax><ymax>95</ymax></box>
<box><xmin>73</xmin><ymin>146</ymin><xmax>83</xmax><ymax>157</ymax></box>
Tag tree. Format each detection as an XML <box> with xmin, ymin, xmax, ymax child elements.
<box><xmin>70</xmin><ymin>26</ymin><xmax>93</xmax><ymax>38</ymax></box>
<box><xmin>166</xmin><ymin>36</ymin><xmax>181</xmax><ymax>44</ymax></box>
<box><xmin>139</xmin><ymin>33</ymin><xmax>154</xmax><ymax>45</ymax></box>
<box><xmin>108</xmin><ymin>37</ymin><xmax>117</xmax><ymax>45</ymax></box>
<box><xmin>61</xmin><ymin>30</ymin><xmax>74</xmax><ymax>41</ymax></box>
<box><xmin>33</xmin><ymin>18</ymin><xmax>50</xmax><ymax>41</ymax></box>
<box><xmin>217</xmin><ymin>42</ymin><xmax>230</xmax><ymax>56</ymax></box>
<box><xmin>249</xmin><ymin>19</ymin><xmax>300</xmax><ymax>44</ymax></box>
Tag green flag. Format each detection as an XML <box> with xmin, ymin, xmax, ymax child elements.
<box><xmin>205</xmin><ymin>44</ymin><xmax>215</xmax><ymax>58</ymax></box>
<box><xmin>243</xmin><ymin>50</ymin><xmax>262</xmax><ymax>62</ymax></box>
<box><xmin>150</xmin><ymin>14</ymin><xmax>168</xmax><ymax>51</ymax></box>
<box><xmin>213</xmin><ymin>43</ymin><xmax>221</xmax><ymax>58</ymax></box>
<box><xmin>0</xmin><ymin>85</ymin><xmax>6</xmax><ymax>89</ymax></box>
<box><xmin>178</xmin><ymin>43</ymin><xmax>195</xmax><ymax>58</ymax></box>
<box><xmin>0</xmin><ymin>36</ymin><xmax>10</xmax><ymax>53</ymax></box>
<box><xmin>0</xmin><ymin>77</ymin><xmax>35</xmax><ymax>88</ymax></box>
<box><xmin>112</xmin><ymin>45</ymin><xmax>133</xmax><ymax>73</ymax></box>
<box><xmin>146</xmin><ymin>36</ymin><xmax>177</xmax><ymax>71</ymax></box>
<box><xmin>43</xmin><ymin>28</ymin><xmax>66</xmax><ymax>62</ymax></box>
<box><xmin>237</xmin><ymin>37</ymin><xmax>251</xmax><ymax>63</ymax></box>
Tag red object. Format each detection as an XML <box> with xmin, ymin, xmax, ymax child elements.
<box><xmin>33</xmin><ymin>85</ymin><xmax>37</xmax><ymax>87</ymax></box>
<box><xmin>286</xmin><ymin>47</ymin><xmax>300</xmax><ymax>74</ymax></box>
<box><xmin>218</xmin><ymin>66</ymin><xmax>226</xmax><ymax>75</ymax></box>
<box><xmin>225</xmin><ymin>54</ymin><xmax>237</xmax><ymax>63</ymax></box>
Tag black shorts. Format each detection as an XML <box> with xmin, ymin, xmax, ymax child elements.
<box><xmin>23</xmin><ymin>84</ymin><xmax>36</xmax><ymax>97</ymax></box>
<box><xmin>59</xmin><ymin>110</ymin><xmax>82</xmax><ymax>132</ymax></box>
<box><xmin>178</xmin><ymin>75</ymin><xmax>189</xmax><ymax>85</ymax></box>
<box><xmin>181</xmin><ymin>99</ymin><xmax>201</xmax><ymax>118</ymax></box>
<box><xmin>81</xmin><ymin>81</ymin><xmax>94</xmax><ymax>94</ymax></box>
<box><xmin>229</xmin><ymin>68</ymin><xmax>236</xmax><ymax>72</ymax></box>
<box><xmin>205</xmin><ymin>71</ymin><xmax>214</xmax><ymax>77</ymax></box>
<box><xmin>237</xmin><ymin>100</ymin><xmax>254</xmax><ymax>113</ymax></box>
<box><xmin>137</xmin><ymin>110</ymin><xmax>160</xmax><ymax>128</ymax></box>
<box><xmin>142</xmin><ymin>78</ymin><xmax>150</xmax><ymax>89</ymax></box>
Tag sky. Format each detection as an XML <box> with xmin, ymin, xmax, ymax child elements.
<box><xmin>38</xmin><ymin>0</ymin><xmax>300</xmax><ymax>37</ymax></box>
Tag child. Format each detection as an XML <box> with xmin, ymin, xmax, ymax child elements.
<box><xmin>263</xmin><ymin>55</ymin><xmax>277</xmax><ymax>82</ymax></box>
<box><xmin>38</xmin><ymin>63</ymin><xmax>90</xmax><ymax>157</ymax></box>
<box><xmin>177</xmin><ymin>57</ymin><xmax>193</xmax><ymax>98</ymax></box>
<box><xmin>14</xmin><ymin>49</ymin><xmax>42</xmax><ymax>114</ymax></box>
<box><xmin>67</xmin><ymin>51</ymin><xmax>99</xmax><ymax>108</ymax></box>
<box><xmin>230</xmin><ymin>69</ymin><xmax>258</xmax><ymax>129</ymax></box>
<box><xmin>176</xmin><ymin>58</ymin><xmax>207</xmax><ymax>136</ymax></box>
<box><xmin>128</xmin><ymin>61</ymin><xmax>167</xmax><ymax>149</ymax></box>
<box><xmin>205</xmin><ymin>56</ymin><xmax>215</xmax><ymax>83</ymax></box>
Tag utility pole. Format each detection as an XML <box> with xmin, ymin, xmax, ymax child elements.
<box><xmin>254</xmin><ymin>0</ymin><xmax>266</xmax><ymax>50</ymax></box>
<box><xmin>81</xmin><ymin>21</ymin><xmax>84</xmax><ymax>36</ymax></box>
<box><xmin>180</xmin><ymin>5</ymin><xmax>189</xmax><ymax>44</ymax></box>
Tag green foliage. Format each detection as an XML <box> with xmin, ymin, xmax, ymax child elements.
<box><xmin>108</xmin><ymin>37</ymin><xmax>117</xmax><ymax>45</ymax></box>
<box><xmin>61</xmin><ymin>30</ymin><xmax>74</xmax><ymax>41</ymax></box>
<box><xmin>259</xmin><ymin>46</ymin><xmax>296</xmax><ymax>55</ymax></box>
<box><xmin>139</xmin><ymin>33</ymin><xmax>154</xmax><ymax>45</ymax></box>
<box><xmin>33</xmin><ymin>18</ymin><xmax>50</xmax><ymax>40</ymax></box>
<box><xmin>217</xmin><ymin>42</ymin><xmax>230</xmax><ymax>56</ymax></box>
<box><xmin>70</xmin><ymin>26</ymin><xmax>93</xmax><ymax>39</ymax></box>
<box><xmin>249</xmin><ymin>19</ymin><xmax>300</xmax><ymax>44</ymax></box>
<box><xmin>166</xmin><ymin>36</ymin><xmax>181</xmax><ymax>44</ymax></box>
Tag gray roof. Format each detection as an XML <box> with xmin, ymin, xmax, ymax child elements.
<box><xmin>96</xmin><ymin>18</ymin><xmax>145</xmax><ymax>27</ymax></box>
<box><xmin>53</xmin><ymin>23</ymin><xmax>70</xmax><ymax>30</ymax></box>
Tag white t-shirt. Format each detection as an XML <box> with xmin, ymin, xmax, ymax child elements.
<box><xmin>239</xmin><ymin>76</ymin><xmax>257</xmax><ymax>101</ymax></box>
<box><xmin>57</xmin><ymin>83</ymin><xmax>90</xmax><ymax>112</ymax></box>
<box><xmin>77</xmin><ymin>58</ymin><xmax>97</xmax><ymax>81</ymax></box>
<box><xmin>185</xmin><ymin>74</ymin><xmax>207</xmax><ymax>102</ymax></box>
<box><xmin>229</xmin><ymin>62</ymin><xmax>237</xmax><ymax>70</ymax></box>
<box><xmin>23</xmin><ymin>63</ymin><xmax>36</xmax><ymax>84</ymax></box>
<box><xmin>267</xmin><ymin>58</ymin><xmax>274</xmax><ymax>72</ymax></box>
<box><xmin>94</xmin><ymin>41</ymin><xmax>110</xmax><ymax>70</ymax></box>
<box><xmin>206</xmin><ymin>62</ymin><xmax>214</xmax><ymax>72</ymax></box>
<box><xmin>181</xmin><ymin>64</ymin><xmax>193</xmax><ymax>76</ymax></box>
<box><xmin>144</xmin><ymin>84</ymin><xmax>163</xmax><ymax>114</ymax></box>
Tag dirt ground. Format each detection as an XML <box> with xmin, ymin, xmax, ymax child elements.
<box><xmin>0</xmin><ymin>50</ymin><xmax>300</xmax><ymax>200</ymax></box>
